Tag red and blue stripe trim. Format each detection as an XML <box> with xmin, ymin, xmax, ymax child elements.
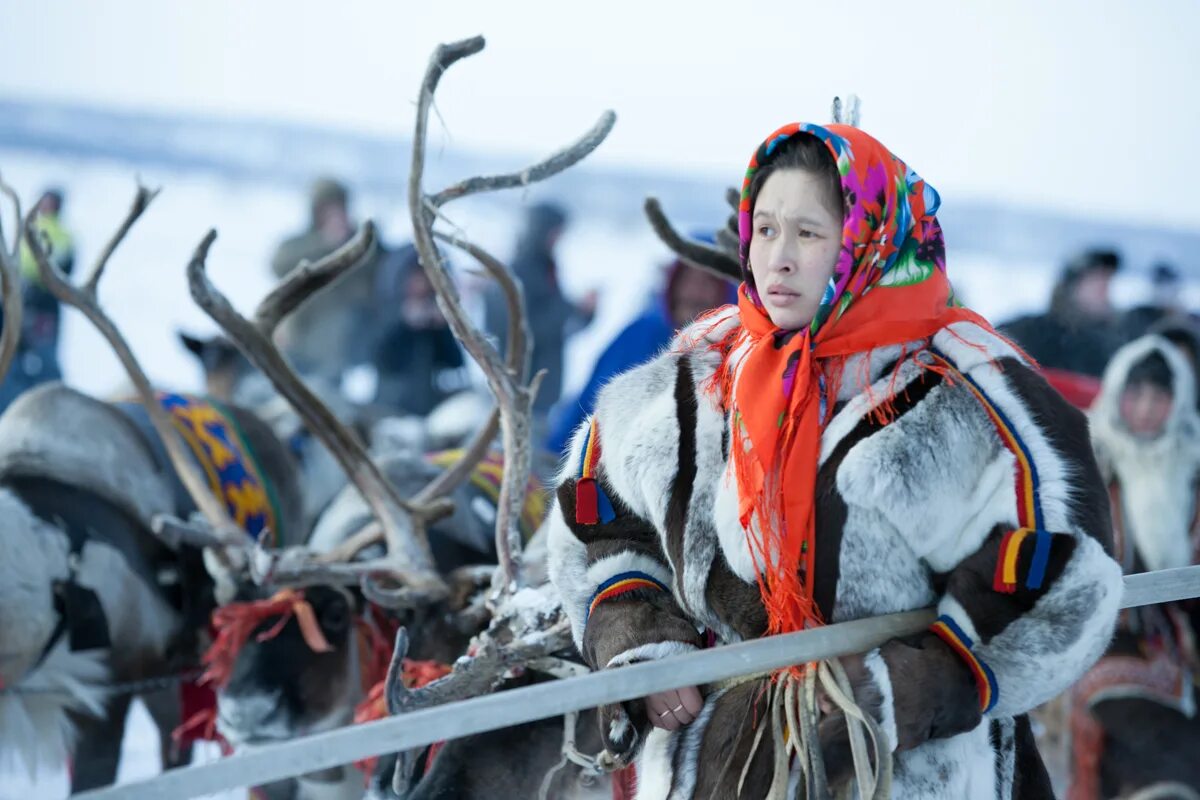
<box><xmin>576</xmin><ymin>418</ymin><xmax>616</xmax><ymax>525</ymax></box>
<box><xmin>929</xmin><ymin>351</ymin><xmax>1054</xmax><ymax>592</ymax></box>
<box><xmin>587</xmin><ymin>571</ymin><xmax>668</xmax><ymax>621</ymax></box>
<box><xmin>930</xmin><ymin>614</ymin><xmax>999</xmax><ymax>713</ymax></box>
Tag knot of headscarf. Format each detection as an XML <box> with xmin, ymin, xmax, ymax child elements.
<box><xmin>721</xmin><ymin>123</ymin><xmax>991</xmax><ymax>641</ymax></box>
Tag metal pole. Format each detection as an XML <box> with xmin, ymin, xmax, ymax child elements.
<box><xmin>78</xmin><ymin>565</ymin><xmax>1200</xmax><ymax>800</ymax></box>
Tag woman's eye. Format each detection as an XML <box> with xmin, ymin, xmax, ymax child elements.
<box><xmin>757</xmin><ymin>225</ymin><xmax>776</xmax><ymax>237</ymax></box>
<box><xmin>797</xmin><ymin>228</ymin><xmax>816</xmax><ymax>239</ymax></box>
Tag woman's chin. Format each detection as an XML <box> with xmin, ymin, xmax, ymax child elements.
<box><xmin>765</xmin><ymin>306</ymin><xmax>814</xmax><ymax>331</ymax></box>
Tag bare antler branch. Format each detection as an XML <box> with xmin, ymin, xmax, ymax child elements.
<box><xmin>643</xmin><ymin>196</ymin><xmax>740</xmax><ymax>283</ymax></box>
<box><xmin>253</xmin><ymin>550</ymin><xmax>447</xmax><ymax>595</ymax></box>
<box><xmin>387</xmin><ymin>593</ymin><xmax>573</xmax><ymax>715</ymax></box>
<box><xmin>429</xmin><ymin>111</ymin><xmax>617</xmax><ymax>208</ymax></box>
<box><xmin>0</xmin><ymin>173</ymin><xmax>21</xmax><ymax>259</ymax></box>
<box><xmin>412</xmin><ymin>408</ymin><xmax>500</xmax><ymax>504</ymax></box>
<box><xmin>409</xmin><ymin>35</ymin><xmax>615</xmax><ymax>595</ymax></box>
<box><xmin>254</xmin><ymin>230</ymin><xmax>377</xmax><ymax>335</ymax></box>
<box><xmin>187</xmin><ymin>226</ymin><xmax>455</xmax><ymax>605</ymax></box>
<box><xmin>84</xmin><ymin>187</ymin><xmax>154</xmax><ymax>296</ymax></box>
<box><xmin>0</xmin><ymin>174</ymin><xmax>25</xmax><ymax>386</ymax></box>
<box><xmin>433</xmin><ymin>232</ymin><xmax>529</xmax><ymax>382</ymax></box>
<box><xmin>313</xmin><ymin>344</ymin><xmax>503</xmax><ymax>568</ymax></box>
<box><xmin>25</xmin><ymin>186</ymin><xmax>243</xmax><ymax>547</ymax></box>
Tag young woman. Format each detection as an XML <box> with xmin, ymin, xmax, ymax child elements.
<box><xmin>1066</xmin><ymin>335</ymin><xmax>1200</xmax><ymax>797</ymax></box>
<box><xmin>547</xmin><ymin>121</ymin><xmax>1123</xmax><ymax>798</ymax></box>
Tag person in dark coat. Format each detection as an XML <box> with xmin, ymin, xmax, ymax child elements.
<box><xmin>545</xmin><ymin>257</ymin><xmax>734</xmax><ymax>454</ymax></box>
<box><xmin>270</xmin><ymin>178</ymin><xmax>386</xmax><ymax>380</ymax></box>
<box><xmin>999</xmin><ymin>248</ymin><xmax>1125</xmax><ymax>377</ymax></box>
<box><xmin>371</xmin><ymin>245</ymin><xmax>466</xmax><ymax>416</ymax></box>
<box><xmin>1121</xmin><ymin>261</ymin><xmax>1196</xmax><ymax>341</ymax></box>
<box><xmin>484</xmin><ymin>202</ymin><xmax>594</xmax><ymax>417</ymax></box>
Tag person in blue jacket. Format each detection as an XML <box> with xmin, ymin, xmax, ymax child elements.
<box><xmin>546</xmin><ymin>256</ymin><xmax>734</xmax><ymax>454</ymax></box>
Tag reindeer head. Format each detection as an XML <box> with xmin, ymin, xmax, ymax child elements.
<box><xmin>206</xmin><ymin>585</ymin><xmax>375</xmax><ymax>746</ymax></box>
<box><xmin>178</xmin><ymin>332</ymin><xmax>252</xmax><ymax>404</ymax></box>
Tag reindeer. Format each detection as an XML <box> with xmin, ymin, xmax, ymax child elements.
<box><xmin>0</xmin><ymin>183</ymin><xmax>310</xmax><ymax>792</ymax></box>
<box><xmin>158</xmin><ymin>36</ymin><xmax>630</xmax><ymax>800</ymax></box>
<box><xmin>1</xmin><ymin>171</ymin><xmax>559</xmax><ymax>799</ymax></box>
<box><xmin>178</xmin><ymin>329</ymin><xmax>504</xmax><ymax>528</ymax></box>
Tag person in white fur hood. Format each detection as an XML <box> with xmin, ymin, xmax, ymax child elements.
<box><xmin>1090</xmin><ymin>335</ymin><xmax>1200</xmax><ymax>574</ymax></box>
<box><xmin>1066</xmin><ymin>334</ymin><xmax>1200</xmax><ymax>797</ymax></box>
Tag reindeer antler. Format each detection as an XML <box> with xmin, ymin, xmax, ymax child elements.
<box><xmin>186</xmin><ymin>224</ymin><xmax>455</xmax><ymax>606</ymax></box>
<box><xmin>831</xmin><ymin>94</ymin><xmax>862</xmax><ymax>127</ymax></box>
<box><xmin>643</xmin><ymin>191</ymin><xmax>741</xmax><ymax>284</ymax></box>
<box><xmin>23</xmin><ymin>186</ymin><xmax>244</xmax><ymax>551</ymax></box>
<box><xmin>409</xmin><ymin>35</ymin><xmax>615</xmax><ymax>595</ymax></box>
<box><xmin>0</xmin><ymin>174</ymin><xmax>25</xmax><ymax>386</ymax></box>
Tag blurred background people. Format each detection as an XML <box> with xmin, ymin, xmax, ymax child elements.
<box><xmin>546</xmin><ymin>253</ymin><xmax>734</xmax><ymax>454</ymax></box>
<box><xmin>371</xmin><ymin>244</ymin><xmax>466</xmax><ymax>417</ymax></box>
<box><xmin>1000</xmin><ymin>248</ymin><xmax>1125</xmax><ymax>377</ymax></box>
<box><xmin>1121</xmin><ymin>261</ymin><xmax>1195</xmax><ymax>340</ymax></box>
<box><xmin>270</xmin><ymin>177</ymin><xmax>386</xmax><ymax>382</ymax></box>
<box><xmin>1</xmin><ymin>188</ymin><xmax>76</xmax><ymax>411</ymax></box>
<box><xmin>18</xmin><ymin>188</ymin><xmax>74</xmax><ymax>377</ymax></box>
<box><xmin>484</xmin><ymin>202</ymin><xmax>595</xmax><ymax>428</ymax></box>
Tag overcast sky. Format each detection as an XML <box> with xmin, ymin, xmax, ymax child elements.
<box><xmin>2</xmin><ymin>0</ymin><xmax>1198</xmax><ymax>229</ymax></box>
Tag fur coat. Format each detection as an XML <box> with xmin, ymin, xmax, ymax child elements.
<box><xmin>548</xmin><ymin>309</ymin><xmax>1123</xmax><ymax>799</ymax></box>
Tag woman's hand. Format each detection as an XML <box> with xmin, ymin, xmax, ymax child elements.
<box><xmin>645</xmin><ymin>685</ymin><xmax>704</xmax><ymax>730</ymax></box>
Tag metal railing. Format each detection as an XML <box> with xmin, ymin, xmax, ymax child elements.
<box><xmin>78</xmin><ymin>564</ymin><xmax>1200</xmax><ymax>799</ymax></box>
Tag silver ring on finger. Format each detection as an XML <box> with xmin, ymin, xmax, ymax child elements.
<box><xmin>658</xmin><ymin>709</ymin><xmax>673</xmax><ymax>718</ymax></box>
<box><xmin>672</xmin><ymin>704</ymin><xmax>685</xmax><ymax>713</ymax></box>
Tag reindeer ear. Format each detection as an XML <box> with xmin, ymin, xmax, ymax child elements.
<box><xmin>178</xmin><ymin>330</ymin><xmax>207</xmax><ymax>358</ymax></box>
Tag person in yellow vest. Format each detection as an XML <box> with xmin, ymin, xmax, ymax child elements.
<box><xmin>16</xmin><ymin>189</ymin><xmax>75</xmax><ymax>383</ymax></box>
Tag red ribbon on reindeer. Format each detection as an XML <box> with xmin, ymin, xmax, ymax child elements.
<box><xmin>174</xmin><ymin>589</ymin><xmax>335</xmax><ymax>748</ymax></box>
<box><xmin>200</xmin><ymin>588</ymin><xmax>334</xmax><ymax>689</ymax></box>
<box><xmin>352</xmin><ymin>631</ymin><xmax>452</xmax><ymax>778</ymax></box>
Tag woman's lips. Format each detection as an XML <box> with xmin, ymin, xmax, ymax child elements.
<box><xmin>766</xmin><ymin>286</ymin><xmax>801</xmax><ymax>305</ymax></box>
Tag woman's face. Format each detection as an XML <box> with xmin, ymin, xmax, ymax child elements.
<box><xmin>748</xmin><ymin>168</ymin><xmax>843</xmax><ymax>330</ymax></box>
<box><xmin>1119</xmin><ymin>381</ymin><xmax>1173</xmax><ymax>438</ymax></box>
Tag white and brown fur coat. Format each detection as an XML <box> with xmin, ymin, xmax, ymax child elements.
<box><xmin>547</xmin><ymin>309</ymin><xmax>1122</xmax><ymax>799</ymax></box>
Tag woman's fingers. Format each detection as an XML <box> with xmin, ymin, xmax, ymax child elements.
<box><xmin>646</xmin><ymin>692</ymin><xmax>678</xmax><ymax>730</ymax></box>
<box><xmin>646</xmin><ymin>688</ymin><xmax>702</xmax><ymax>730</ymax></box>
<box><xmin>677</xmin><ymin>685</ymin><xmax>704</xmax><ymax>717</ymax></box>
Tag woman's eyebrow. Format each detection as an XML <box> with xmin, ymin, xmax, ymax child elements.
<box><xmin>773</xmin><ymin>211</ymin><xmax>829</xmax><ymax>227</ymax></box>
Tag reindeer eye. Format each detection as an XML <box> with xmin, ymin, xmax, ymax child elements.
<box><xmin>320</xmin><ymin>602</ymin><xmax>349</xmax><ymax>633</ymax></box>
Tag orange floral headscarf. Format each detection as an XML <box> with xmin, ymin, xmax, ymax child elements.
<box><xmin>724</xmin><ymin>123</ymin><xmax>992</xmax><ymax>639</ymax></box>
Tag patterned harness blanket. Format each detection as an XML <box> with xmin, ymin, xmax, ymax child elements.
<box><xmin>425</xmin><ymin>448</ymin><xmax>548</xmax><ymax>541</ymax></box>
<box><xmin>119</xmin><ymin>392</ymin><xmax>283</xmax><ymax>545</ymax></box>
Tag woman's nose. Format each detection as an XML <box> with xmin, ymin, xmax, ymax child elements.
<box><xmin>767</xmin><ymin>243</ymin><xmax>796</xmax><ymax>274</ymax></box>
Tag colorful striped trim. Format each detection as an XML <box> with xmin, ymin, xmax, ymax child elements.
<box><xmin>928</xmin><ymin>351</ymin><xmax>1054</xmax><ymax>594</ymax></box>
<box><xmin>576</xmin><ymin>418</ymin><xmax>615</xmax><ymax>526</ymax></box>
<box><xmin>993</xmin><ymin>527</ymin><xmax>1055</xmax><ymax>593</ymax></box>
<box><xmin>1026</xmin><ymin>528</ymin><xmax>1053</xmax><ymax>590</ymax></box>
<box><xmin>587</xmin><ymin>571</ymin><xmax>668</xmax><ymax>621</ymax></box>
<box><xmin>929</xmin><ymin>351</ymin><xmax>1043</xmax><ymax>531</ymax></box>
<box><xmin>993</xmin><ymin>528</ymin><xmax>1031</xmax><ymax>593</ymax></box>
<box><xmin>215</xmin><ymin>397</ymin><xmax>284</xmax><ymax>548</ymax></box>
<box><xmin>931</xmin><ymin>614</ymin><xmax>999</xmax><ymax>713</ymax></box>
